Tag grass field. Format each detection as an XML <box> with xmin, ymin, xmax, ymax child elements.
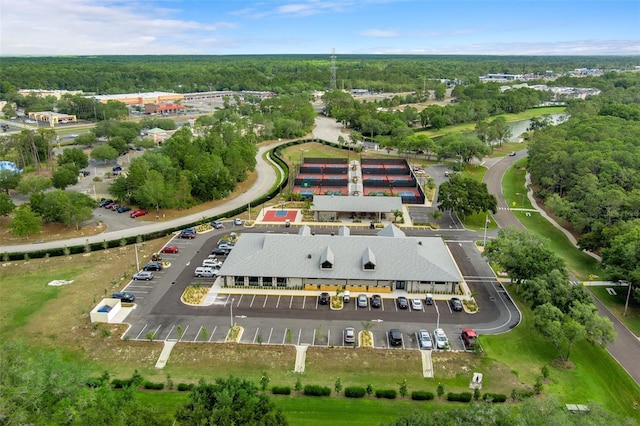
<box><xmin>589</xmin><ymin>286</ymin><xmax>640</xmax><ymax>336</ymax></box>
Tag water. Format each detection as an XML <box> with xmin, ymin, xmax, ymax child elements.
<box><xmin>506</xmin><ymin>113</ymin><xmax>567</xmax><ymax>142</ymax></box>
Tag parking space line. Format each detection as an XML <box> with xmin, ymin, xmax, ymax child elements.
<box><xmin>164</xmin><ymin>325</ymin><xmax>175</xmax><ymax>341</ymax></box>
<box><xmin>208</xmin><ymin>326</ymin><xmax>218</xmax><ymax>342</ymax></box>
<box><xmin>268</xmin><ymin>328</ymin><xmax>274</xmax><ymax>344</ymax></box>
<box><xmin>237</xmin><ymin>294</ymin><xmax>244</xmax><ymax>305</ymax></box>
<box><xmin>194</xmin><ymin>326</ymin><xmax>203</xmax><ymax>342</ymax></box>
<box><xmin>252</xmin><ymin>328</ymin><xmax>260</xmax><ymax>344</ymax></box>
<box><xmin>180</xmin><ymin>325</ymin><xmax>189</xmax><ymax>341</ymax></box>
<box><xmin>135</xmin><ymin>324</ymin><xmax>148</xmax><ymax>340</ymax></box>
<box><xmin>326</xmin><ymin>330</ymin><xmax>330</xmax><ymax>347</ymax></box>
<box><xmin>151</xmin><ymin>324</ymin><xmax>162</xmax><ymax>340</ymax></box>
<box><xmin>297</xmin><ymin>329</ymin><xmax>302</xmax><ymax>345</ymax></box>
<box><xmin>275</xmin><ymin>295</ymin><xmax>281</xmax><ymax>309</ymax></box>
<box><xmin>302</xmin><ymin>296</ymin><xmax>306</xmax><ymax>309</ymax></box>
<box><xmin>289</xmin><ymin>296</ymin><xmax>294</xmax><ymax>309</ymax></box>
<box><xmin>263</xmin><ymin>295</ymin><xmax>269</xmax><ymax>308</ymax></box>
<box><xmin>312</xmin><ymin>329</ymin><xmax>316</xmax><ymax>345</ymax></box>
<box><xmin>223</xmin><ymin>295</ymin><xmax>232</xmax><ymax>306</ymax></box>
<box><xmin>250</xmin><ymin>294</ymin><xmax>256</xmax><ymax>307</ymax></box>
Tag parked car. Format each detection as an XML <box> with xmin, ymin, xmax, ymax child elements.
<box><xmin>130</xmin><ymin>209</ymin><xmax>148</xmax><ymax>218</ymax></box>
<box><xmin>396</xmin><ymin>296</ymin><xmax>408</xmax><ymax>309</ymax></box>
<box><xmin>318</xmin><ymin>292</ymin><xmax>330</xmax><ymax>305</ymax></box>
<box><xmin>343</xmin><ymin>290</ymin><xmax>350</xmax><ymax>303</ymax></box>
<box><xmin>112</xmin><ymin>292</ymin><xmax>135</xmax><ymax>303</ymax></box>
<box><xmin>425</xmin><ymin>294</ymin><xmax>434</xmax><ymax>305</ymax></box>
<box><xmin>371</xmin><ymin>294</ymin><xmax>382</xmax><ymax>308</ymax></box>
<box><xmin>132</xmin><ymin>271</ymin><xmax>154</xmax><ymax>281</ymax></box>
<box><xmin>112</xmin><ymin>165</ymin><xmax>122</xmax><ymax>172</ymax></box>
<box><xmin>234</xmin><ymin>218</ymin><xmax>243</xmax><ymax>226</ymax></box>
<box><xmin>211</xmin><ymin>220</ymin><xmax>224</xmax><ymax>229</ymax></box>
<box><xmin>211</xmin><ymin>247</ymin><xmax>230</xmax><ymax>255</ymax></box>
<box><xmin>142</xmin><ymin>261</ymin><xmax>163</xmax><ymax>271</ymax></box>
<box><xmin>417</xmin><ymin>329</ymin><xmax>433</xmax><ymax>350</ymax></box>
<box><xmin>98</xmin><ymin>199</ymin><xmax>113</xmax><ymax>207</ymax></box>
<box><xmin>202</xmin><ymin>258</ymin><xmax>222</xmax><ymax>268</ymax></box>
<box><xmin>411</xmin><ymin>298</ymin><xmax>423</xmax><ymax>311</ymax></box>
<box><xmin>461</xmin><ymin>328</ymin><xmax>479</xmax><ymax>350</ymax></box>
<box><xmin>160</xmin><ymin>245</ymin><xmax>179</xmax><ymax>254</ymax></box>
<box><xmin>117</xmin><ymin>206</ymin><xmax>132</xmax><ymax>213</ymax></box>
<box><xmin>103</xmin><ymin>201</ymin><xmax>116</xmax><ymax>209</ymax></box>
<box><xmin>388</xmin><ymin>329</ymin><xmax>403</xmax><ymax>346</ymax></box>
<box><xmin>357</xmin><ymin>294</ymin><xmax>368</xmax><ymax>308</ymax></box>
<box><xmin>433</xmin><ymin>328</ymin><xmax>449</xmax><ymax>349</ymax></box>
<box><xmin>449</xmin><ymin>297</ymin><xmax>463</xmax><ymax>312</ymax></box>
<box><xmin>194</xmin><ymin>266</ymin><xmax>217</xmax><ymax>278</ymax></box>
<box><xmin>178</xmin><ymin>228</ymin><xmax>197</xmax><ymax>239</ymax></box>
<box><xmin>217</xmin><ymin>242</ymin><xmax>234</xmax><ymax>250</ymax></box>
<box><xmin>79</xmin><ymin>170</ymin><xmax>90</xmax><ymax>177</ymax></box>
<box><xmin>109</xmin><ymin>203</ymin><xmax>121</xmax><ymax>211</ymax></box>
<box><xmin>343</xmin><ymin>327</ymin><xmax>356</xmax><ymax>344</ymax></box>
<box><xmin>509</xmin><ymin>151</ymin><xmax>516</xmax><ymax>156</ymax></box>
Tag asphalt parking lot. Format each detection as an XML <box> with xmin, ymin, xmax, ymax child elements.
<box><xmin>118</xmin><ymin>226</ymin><xmax>519</xmax><ymax>352</ymax></box>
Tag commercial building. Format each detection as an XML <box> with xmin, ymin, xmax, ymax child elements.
<box><xmin>27</xmin><ymin>111</ymin><xmax>77</xmax><ymax>125</ymax></box>
<box><xmin>92</xmin><ymin>92</ymin><xmax>185</xmax><ymax>105</ymax></box>
<box><xmin>217</xmin><ymin>224</ymin><xmax>464</xmax><ymax>295</ymax></box>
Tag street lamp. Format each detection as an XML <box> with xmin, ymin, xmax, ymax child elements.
<box><xmin>230</xmin><ymin>298</ymin><xmax>235</xmax><ymax>327</ymax></box>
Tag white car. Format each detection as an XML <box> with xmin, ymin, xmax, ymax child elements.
<box><xmin>194</xmin><ymin>266</ymin><xmax>217</xmax><ymax>278</ymax></box>
<box><xmin>234</xmin><ymin>218</ymin><xmax>243</xmax><ymax>226</ymax></box>
<box><xmin>202</xmin><ymin>258</ymin><xmax>222</xmax><ymax>268</ymax></box>
<box><xmin>417</xmin><ymin>329</ymin><xmax>433</xmax><ymax>350</ymax></box>
<box><xmin>433</xmin><ymin>328</ymin><xmax>449</xmax><ymax>349</ymax></box>
<box><xmin>410</xmin><ymin>298</ymin><xmax>423</xmax><ymax>311</ymax></box>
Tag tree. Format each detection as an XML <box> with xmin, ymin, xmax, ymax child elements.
<box><xmin>0</xmin><ymin>193</ymin><xmax>15</xmax><ymax>216</ymax></box>
<box><xmin>51</xmin><ymin>163</ymin><xmax>79</xmax><ymax>189</ymax></box>
<box><xmin>436</xmin><ymin>133</ymin><xmax>491</xmax><ymax>164</ymax></box>
<box><xmin>74</xmin><ymin>132</ymin><xmax>97</xmax><ymax>146</ymax></box>
<box><xmin>294</xmin><ymin>377</ymin><xmax>302</xmax><ymax>394</ymax></box>
<box><xmin>8</xmin><ymin>205</ymin><xmax>41</xmax><ymax>237</ymax></box>
<box><xmin>533</xmin><ymin>303</ymin><xmax>585</xmax><ymax>361</ymax></box>
<box><xmin>334</xmin><ymin>377</ymin><xmax>342</xmax><ymax>395</ymax></box>
<box><xmin>0</xmin><ymin>169</ymin><xmax>22</xmax><ymax>194</ymax></box>
<box><xmin>398</xmin><ymin>379</ymin><xmax>407</xmax><ymax>398</ymax></box>
<box><xmin>175</xmin><ymin>377</ymin><xmax>288</xmax><ymax>426</ymax></box>
<box><xmin>601</xmin><ymin>225</ymin><xmax>640</xmax><ymax>303</ymax></box>
<box><xmin>57</xmin><ymin>147</ymin><xmax>88</xmax><ymax>169</ymax></box>
<box><xmin>437</xmin><ymin>174</ymin><xmax>497</xmax><ymax>221</ymax></box>
<box><xmin>260</xmin><ymin>371</ymin><xmax>270</xmax><ymax>392</ymax></box>
<box><xmin>15</xmin><ymin>175</ymin><xmax>51</xmax><ymax>195</ymax></box>
<box><xmin>90</xmin><ymin>144</ymin><xmax>119</xmax><ymax>163</ymax></box>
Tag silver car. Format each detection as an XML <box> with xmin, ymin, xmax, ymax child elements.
<box><xmin>132</xmin><ymin>271</ymin><xmax>154</xmax><ymax>281</ymax></box>
<box><xmin>417</xmin><ymin>329</ymin><xmax>433</xmax><ymax>350</ymax></box>
<box><xmin>357</xmin><ymin>294</ymin><xmax>368</xmax><ymax>308</ymax></box>
<box><xmin>343</xmin><ymin>327</ymin><xmax>356</xmax><ymax>344</ymax></box>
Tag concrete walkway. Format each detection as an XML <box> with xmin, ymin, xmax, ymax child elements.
<box><xmin>294</xmin><ymin>345</ymin><xmax>308</xmax><ymax>373</ymax></box>
<box><xmin>155</xmin><ymin>340</ymin><xmax>177</xmax><ymax>369</ymax></box>
<box><xmin>421</xmin><ymin>350</ymin><xmax>434</xmax><ymax>378</ymax></box>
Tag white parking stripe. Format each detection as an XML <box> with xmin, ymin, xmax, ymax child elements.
<box><xmin>208</xmin><ymin>326</ymin><xmax>217</xmax><ymax>342</ymax></box>
<box><xmin>297</xmin><ymin>329</ymin><xmax>302</xmax><ymax>345</ymax></box>
<box><xmin>252</xmin><ymin>328</ymin><xmax>260</xmax><ymax>343</ymax></box>
<box><xmin>194</xmin><ymin>326</ymin><xmax>203</xmax><ymax>342</ymax></box>
<box><xmin>135</xmin><ymin>324</ymin><xmax>148</xmax><ymax>340</ymax></box>
<box><xmin>289</xmin><ymin>296</ymin><xmax>294</xmax><ymax>309</ymax></box>
<box><xmin>263</xmin><ymin>295</ymin><xmax>268</xmax><ymax>308</ymax></box>
<box><xmin>164</xmin><ymin>325</ymin><xmax>175</xmax><ymax>341</ymax></box>
<box><xmin>250</xmin><ymin>294</ymin><xmax>256</xmax><ymax>307</ymax></box>
<box><xmin>275</xmin><ymin>295</ymin><xmax>281</xmax><ymax>308</ymax></box>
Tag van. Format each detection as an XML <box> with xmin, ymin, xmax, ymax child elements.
<box><xmin>343</xmin><ymin>291</ymin><xmax>350</xmax><ymax>303</ymax></box>
<box><xmin>194</xmin><ymin>267</ymin><xmax>217</xmax><ymax>278</ymax></box>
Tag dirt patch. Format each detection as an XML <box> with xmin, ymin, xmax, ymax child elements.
<box><xmin>551</xmin><ymin>358</ymin><xmax>576</xmax><ymax>370</ymax></box>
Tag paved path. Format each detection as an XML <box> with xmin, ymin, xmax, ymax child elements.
<box><xmin>294</xmin><ymin>345</ymin><xmax>308</xmax><ymax>373</ymax></box>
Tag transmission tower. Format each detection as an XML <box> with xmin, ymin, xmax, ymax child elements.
<box><xmin>330</xmin><ymin>48</ymin><xmax>337</xmax><ymax>91</ymax></box>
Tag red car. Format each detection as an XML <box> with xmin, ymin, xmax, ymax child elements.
<box><xmin>160</xmin><ymin>245</ymin><xmax>179</xmax><ymax>254</ymax></box>
<box><xmin>130</xmin><ymin>209</ymin><xmax>148</xmax><ymax>218</ymax></box>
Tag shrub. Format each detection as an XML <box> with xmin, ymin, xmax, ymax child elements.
<box><xmin>411</xmin><ymin>391</ymin><xmax>435</xmax><ymax>401</ymax></box>
<box><xmin>272</xmin><ymin>386</ymin><xmax>291</xmax><ymax>395</ymax></box>
<box><xmin>303</xmin><ymin>385</ymin><xmax>331</xmax><ymax>396</ymax></box>
<box><xmin>482</xmin><ymin>393</ymin><xmax>507</xmax><ymax>403</ymax></box>
<box><xmin>344</xmin><ymin>386</ymin><xmax>366</xmax><ymax>398</ymax></box>
<box><xmin>177</xmin><ymin>383</ymin><xmax>194</xmax><ymax>392</ymax></box>
<box><xmin>143</xmin><ymin>381</ymin><xmax>164</xmax><ymax>390</ymax></box>
<box><xmin>111</xmin><ymin>378</ymin><xmax>134</xmax><ymax>389</ymax></box>
<box><xmin>86</xmin><ymin>377</ymin><xmax>104</xmax><ymax>388</ymax></box>
<box><xmin>375</xmin><ymin>389</ymin><xmax>397</xmax><ymax>399</ymax></box>
<box><xmin>447</xmin><ymin>392</ymin><xmax>472</xmax><ymax>402</ymax></box>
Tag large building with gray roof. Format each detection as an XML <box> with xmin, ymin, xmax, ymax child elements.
<box><xmin>217</xmin><ymin>224</ymin><xmax>463</xmax><ymax>294</ymax></box>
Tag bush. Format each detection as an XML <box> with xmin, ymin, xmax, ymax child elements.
<box><xmin>303</xmin><ymin>385</ymin><xmax>331</xmax><ymax>396</ymax></box>
<box><xmin>272</xmin><ymin>386</ymin><xmax>291</xmax><ymax>395</ymax></box>
<box><xmin>447</xmin><ymin>392</ymin><xmax>472</xmax><ymax>402</ymax></box>
<box><xmin>111</xmin><ymin>378</ymin><xmax>134</xmax><ymax>389</ymax></box>
<box><xmin>482</xmin><ymin>393</ymin><xmax>507</xmax><ymax>403</ymax></box>
<box><xmin>143</xmin><ymin>381</ymin><xmax>164</xmax><ymax>390</ymax></box>
<box><xmin>375</xmin><ymin>389</ymin><xmax>397</xmax><ymax>399</ymax></box>
<box><xmin>177</xmin><ymin>383</ymin><xmax>194</xmax><ymax>392</ymax></box>
<box><xmin>344</xmin><ymin>386</ymin><xmax>366</xmax><ymax>398</ymax></box>
<box><xmin>411</xmin><ymin>391</ymin><xmax>435</xmax><ymax>401</ymax></box>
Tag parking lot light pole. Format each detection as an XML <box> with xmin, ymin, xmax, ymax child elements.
<box><xmin>230</xmin><ymin>298</ymin><xmax>235</xmax><ymax>327</ymax></box>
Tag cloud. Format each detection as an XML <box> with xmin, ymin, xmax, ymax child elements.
<box><xmin>360</xmin><ymin>29</ymin><xmax>399</xmax><ymax>38</ymax></box>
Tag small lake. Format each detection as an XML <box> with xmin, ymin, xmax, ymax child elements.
<box><xmin>506</xmin><ymin>113</ymin><xmax>568</xmax><ymax>142</ymax></box>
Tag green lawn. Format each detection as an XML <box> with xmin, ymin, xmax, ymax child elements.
<box><xmin>481</xmin><ymin>293</ymin><xmax>640</xmax><ymax>420</ymax></box>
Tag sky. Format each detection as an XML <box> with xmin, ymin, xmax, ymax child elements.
<box><xmin>1</xmin><ymin>0</ymin><xmax>639</xmax><ymax>56</ymax></box>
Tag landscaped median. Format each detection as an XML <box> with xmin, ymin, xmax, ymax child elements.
<box><xmin>225</xmin><ymin>325</ymin><xmax>244</xmax><ymax>343</ymax></box>
<box><xmin>181</xmin><ymin>284</ymin><xmax>211</xmax><ymax>305</ymax></box>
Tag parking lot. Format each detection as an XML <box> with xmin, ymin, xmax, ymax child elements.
<box><xmin>117</xmin><ymin>226</ymin><xmax>516</xmax><ymax>353</ymax></box>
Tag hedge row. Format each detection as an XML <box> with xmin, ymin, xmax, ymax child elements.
<box><xmin>482</xmin><ymin>393</ymin><xmax>507</xmax><ymax>403</ymax></box>
<box><xmin>375</xmin><ymin>389</ymin><xmax>397</xmax><ymax>399</ymax></box>
<box><xmin>111</xmin><ymin>378</ymin><xmax>136</xmax><ymax>389</ymax></box>
<box><xmin>447</xmin><ymin>392</ymin><xmax>473</xmax><ymax>402</ymax></box>
<box><xmin>303</xmin><ymin>385</ymin><xmax>331</xmax><ymax>397</ymax></box>
<box><xmin>177</xmin><ymin>383</ymin><xmax>195</xmax><ymax>392</ymax></box>
<box><xmin>272</xmin><ymin>386</ymin><xmax>291</xmax><ymax>395</ymax></box>
<box><xmin>344</xmin><ymin>386</ymin><xmax>366</xmax><ymax>398</ymax></box>
<box><xmin>143</xmin><ymin>381</ymin><xmax>164</xmax><ymax>390</ymax></box>
<box><xmin>411</xmin><ymin>391</ymin><xmax>435</xmax><ymax>401</ymax></box>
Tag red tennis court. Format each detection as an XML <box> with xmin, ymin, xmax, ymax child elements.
<box><xmin>262</xmin><ymin>209</ymin><xmax>298</xmax><ymax>222</ymax></box>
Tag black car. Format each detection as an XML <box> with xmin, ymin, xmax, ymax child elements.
<box><xmin>211</xmin><ymin>247</ymin><xmax>230</xmax><ymax>255</ymax></box>
<box><xmin>178</xmin><ymin>228</ymin><xmax>197</xmax><ymax>239</ymax></box>
<box><xmin>396</xmin><ymin>296</ymin><xmax>409</xmax><ymax>309</ymax></box>
<box><xmin>371</xmin><ymin>294</ymin><xmax>382</xmax><ymax>308</ymax></box>
<box><xmin>112</xmin><ymin>165</ymin><xmax>123</xmax><ymax>172</ymax></box>
<box><xmin>98</xmin><ymin>199</ymin><xmax>113</xmax><ymax>207</ymax></box>
<box><xmin>143</xmin><ymin>261</ymin><xmax>163</xmax><ymax>271</ymax></box>
<box><xmin>449</xmin><ymin>297</ymin><xmax>463</xmax><ymax>312</ymax></box>
<box><xmin>319</xmin><ymin>292</ymin><xmax>330</xmax><ymax>305</ymax></box>
<box><xmin>117</xmin><ymin>206</ymin><xmax>132</xmax><ymax>213</ymax></box>
<box><xmin>388</xmin><ymin>329</ymin><xmax>403</xmax><ymax>346</ymax></box>
<box><xmin>112</xmin><ymin>292</ymin><xmax>135</xmax><ymax>303</ymax></box>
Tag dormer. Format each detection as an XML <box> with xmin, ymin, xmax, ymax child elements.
<box><xmin>362</xmin><ymin>247</ymin><xmax>376</xmax><ymax>271</ymax></box>
<box><xmin>320</xmin><ymin>246</ymin><xmax>334</xmax><ymax>269</ymax></box>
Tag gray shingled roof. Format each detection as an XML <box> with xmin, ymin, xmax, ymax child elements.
<box><xmin>312</xmin><ymin>195</ymin><xmax>403</xmax><ymax>213</ymax></box>
<box><xmin>218</xmin><ymin>230</ymin><xmax>461</xmax><ymax>282</ymax></box>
